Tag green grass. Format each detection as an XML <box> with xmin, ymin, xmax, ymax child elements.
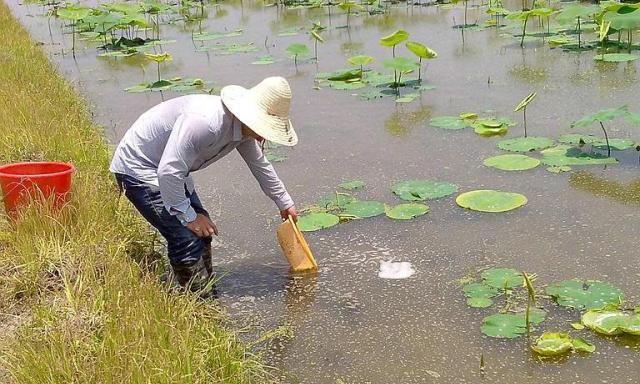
<box><xmin>0</xmin><ymin>3</ymin><xmax>268</xmax><ymax>382</ymax></box>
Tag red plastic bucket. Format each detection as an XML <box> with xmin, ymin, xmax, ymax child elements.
<box><xmin>0</xmin><ymin>161</ymin><xmax>75</xmax><ymax>217</ymax></box>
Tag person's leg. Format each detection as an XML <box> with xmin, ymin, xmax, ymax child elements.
<box><xmin>188</xmin><ymin>190</ymin><xmax>214</xmax><ymax>276</ymax></box>
<box><xmin>115</xmin><ymin>174</ymin><xmax>212</xmax><ymax>295</ymax></box>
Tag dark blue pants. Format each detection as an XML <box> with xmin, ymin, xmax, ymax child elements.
<box><xmin>115</xmin><ymin>173</ymin><xmax>211</xmax><ymax>267</ymax></box>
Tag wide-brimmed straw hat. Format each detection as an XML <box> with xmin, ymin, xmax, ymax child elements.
<box><xmin>221</xmin><ymin>76</ymin><xmax>298</xmax><ymax>146</ymax></box>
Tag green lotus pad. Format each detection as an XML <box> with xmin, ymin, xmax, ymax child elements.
<box><xmin>463</xmin><ymin>282</ymin><xmax>500</xmax><ymax>308</ymax></box>
<box><xmin>481</xmin><ymin>268</ymin><xmax>524</xmax><ymax>289</ymax></box>
<box><xmin>429</xmin><ymin>116</ymin><xmax>470</xmax><ymax>130</ymax></box>
<box><xmin>531</xmin><ymin>332</ymin><xmax>595</xmax><ymax>356</ymax></box>
<box><xmin>483</xmin><ymin>154</ymin><xmax>540</xmax><ymax>171</ymax></box>
<box><xmin>581</xmin><ymin>310</ymin><xmax>640</xmax><ymax>336</ymax></box>
<box><xmin>481</xmin><ymin>309</ymin><xmax>546</xmax><ymax>338</ymax></box>
<box><xmin>456</xmin><ymin>190</ymin><xmax>528</xmax><ymax>213</ymax></box>
<box><xmin>317</xmin><ymin>193</ymin><xmax>356</xmax><ymax>209</ymax></box>
<box><xmin>392</xmin><ymin>180</ymin><xmax>459</xmax><ymax>201</ymax></box>
<box><xmin>297</xmin><ymin>212</ymin><xmax>340</xmax><ymax>232</ymax></box>
<box><xmin>385</xmin><ymin>203</ymin><xmax>429</xmax><ymax>220</ymax></box>
<box><xmin>557</xmin><ymin>134</ymin><xmax>600</xmax><ymax>145</ymax></box>
<box><xmin>467</xmin><ymin>297</ymin><xmax>494</xmax><ymax>308</ymax></box>
<box><xmin>593</xmin><ymin>138</ymin><xmax>635</xmax><ymax>151</ymax></box>
<box><xmin>339</xmin><ymin>180</ymin><xmax>366</xmax><ymax>190</ymax></box>
<box><xmin>342</xmin><ymin>200</ymin><xmax>385</xmax><ymax>218</ymax></box>
<box><xmin>594</xmin><ymin>53</ymin><xmax>640</xmax><ymax>62</ymax></box>
<box><xmin>545</xmin><ymin>279</ymin><xmax>624</xmax><ymax>310</ymax></box>
<box><xmin>473</xmin><ymin>120</ymin><xmax>508</xmax><ymax>137</ymax></box>
<box><xmin>547</xmin><ymin>165</ymin><xmax>572</xmax><ymax>173</ymax></box>
<box><xmin>497</xmin><ymin>136</ymin><xmax>555</xmax><ymax>152</ymax></box>
<box><xmin>541</xmin><ymin>145</ymin><xmax>618</xmax><ymax>166</ymax></box>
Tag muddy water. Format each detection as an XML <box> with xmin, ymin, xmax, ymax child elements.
<box><xmin>8</xmin><ymin>0</ymin><xmax>640</xmax><ymax>381</ymax></box>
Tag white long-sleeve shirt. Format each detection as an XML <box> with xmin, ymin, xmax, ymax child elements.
<box><xmin>110</xmin><ymin>94</ymin><xmax>294</xmax><ymax>223</ymax></box>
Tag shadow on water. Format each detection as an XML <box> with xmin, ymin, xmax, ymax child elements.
<box><xmin>570</xmin><ymin>171</ymin><xmax>640</xmax><ymax>205</ymax></box>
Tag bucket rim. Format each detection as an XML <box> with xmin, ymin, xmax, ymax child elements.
<box><xmin>0</xmin><ymin>161</ymin><xmax>75</xmax><ymax>179</ymax></box>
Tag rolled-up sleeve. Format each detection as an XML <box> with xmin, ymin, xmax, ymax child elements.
<box><xmin>236</xmin><ymin>139</ymin><xmax>294</xmax><ymax>211</ymax></box>
<box><xmin>157</xmin><ymin>114</ymin><xmax>216</xmax><ymax>222</ymax></box>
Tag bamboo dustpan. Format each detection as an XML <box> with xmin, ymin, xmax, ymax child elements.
<box><xmin>277</xmin><ymin>216</ymin><xmax>318</xmax><ymax>272</ymax></box>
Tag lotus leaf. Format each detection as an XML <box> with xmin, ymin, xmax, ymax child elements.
<box><xmin>531</xmin><ymin>332</ymin><xmax>573</xmax><ymax>356</ymax></box>
<box><xmin>571</xmin><ymin>322</ymin><xmax>585</xmax><ymax>330</ymax></box>
<box><xmin>481</xmin><ymin>310</ymin><xmax>546</xmax><ymax>338</ymax></box>
<box><xmin>383</xmin><ymin>57</ymin><xmax>419</xmax><ymax>74</ymax></box>
<box><xmin>395</xmin><ymin>93</ymin><xmax>420</xmax><ymax>103</ymax></box>
<box><xmin>467</xmin><ymin>297</ymin><xmax>494</xmax><ymax>308</ymax></box>
<box><xmin>327</xmin><ymin>81</ymin><xmax>366</xmax><ymax>90</ymax></box>
<box><xmin>202</xmin><ymin>43</ymin><xmax>257</xmax><ymax>54</ymax></box>
<box><xmin>604</xmin><ymin>9</ymin><xmax>640</xmax><ymax>31</ymax></box>
<box><xmin>379</xmin><ymin>29</ymin><xmax>410</xmax><ymax>47</ymax></box>
<box><xmin>514</xmin><ymin>92</ymin><xmax>536</xmax><ymax>112</ymax></box>
<box><xmin>481</xmin><ymin>268</ymin><xmax>524</xmax><ymax>289</ymax></box>
<box><xmin>326</xmin><ymin>69</ymin><xmax>362</xmax><ymax>82</ymax></box>
<box><xmin>310</xmin><ymin>30</ymin><xmax>324</xmax><ymax>43</ymax></box>
<box><xmin>581</xmin><ymin>310</ymin><xmax>640</xmax><ymax>335</ymax></box>
<box><xmin>556</xmin><ymin>5</ymin><xmax>599</xmax><ymax>24</ymax></box>
<box><xmin>338</xmin><ymin>1</ymin><xmax>365</xmax><ymax>12</ymax></box>
<box><xmin>317</xmin><ymin>193</ymin><xmax>356</xmax><ymax>209</ymax></box>
<box><xmin>541</xmin><ymin>145</ymin><xmax>618</xmax><ymax>166</ymax></box>
<box><xmin>593</xmin><ymin>138</ymin><xmax>635</xmax><ymax>151</ymax></box>
<box><xmin>286</xmin><ymin>43</ymin><xmax>310</xmax><ymax>57</ymax></box>
<box><xmin>546</xmin><ymin>279</ymin><xmax>624</xmax><ymax>310</ymax></box>
<box><xmin>594</xmin><ymin>53</ymin><xmax>640</xmax><ymax>62</ymax></box>
<box><xmin>429</xmin><ymin>116</ymin><xmax>469</xmax><ymax>130</ymax></box>
<box><xmin>406</xmin><ymin>41</ymin><xmax>437</xmax><ymax>59</ymax></box>
<box><xmin>298</xmin><ymin>212</ymin><xmax>340</xmax><ymax>232</ymax></box>
<box><xmin>192</xmin><ymin>30</ymin><xmax>243</xmax><ymax>41</ymax></box>
<box><xmin>572</xmin><ymin>105</ymin><xmax>631</xmax><ymax>127</ymax></box>
<box><xmin>57</xmin><ymin>6</ymin><xmax>91</xmax><ymax>21</ymax></box>
<box><xmin>463</xmin><ymin>282</ymin><xmax>500</xmax><ymax>298</ymax></box>
<box><xmin>342</xmin><ymin>201</ymin><xmax>385</xmax><ymax>218</ymax></box>
<box><xmin>483</xmin><ymin>154</ymin><xmax>540</xmax><ymax>171</ymax></box>
<box><xmin>547</xmin><ymin>165</ymin><xmax>572</xmax><ymax>173</ymax></box>
<box><xmin>347</xmin><ymin>55</ymin><xmax>374</xmax><ymax>67</ymax></box>
<box><xmin>473</xmin><ymin>120</ymin><xmax>508</xmax><ymax>136</ymax></box>
<box><xmin>251</xmin><ymin>55</ymin><xmax>275</xmax><ymax>65</ymax></box>
<box><xmin>339</xmin><ymin>180</ymin><xmax>365</xmax><ymax>190</ymax></box>
<box><xmin>497</xmin><ymin>137</ymin><xmax>554</xmax><ymax>152</ymax></box>
<box><xmin>456</xmin><ymin>190</ymin><xmax>527</xmax><ymax>213</ymax></box>
<box><xmin>571</xmin><ymin>338</ymin><xmax>596</xmax><ymax>353</ymax></box>
<box><xmin>144</xmin><ymin>52</ymin><xmax>172</xmax><ymax>62</ymax></box>
<box><xmin>557</xmin><ymin>134</ymin><xmax>600</xmax><ymax>145</ymax></box>
<box><xmin>460</xmin><ymin>112</ymin><xmax>478</xmax><ymax>120</ymax></box>
<box><xmin>392</xmin><ymin>180</ymin><xmax>458</xmax><ymax>201</ymax></box>
<box><xmin>385</xmin><ymin>203</ymin><xmax>429</xmax><ymax>220</ymax></box>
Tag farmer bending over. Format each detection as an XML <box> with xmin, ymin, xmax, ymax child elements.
<box><xmin>110</xmin><ymin>76</ymin><xmax>298</xmax><ymax>297</ymax></box>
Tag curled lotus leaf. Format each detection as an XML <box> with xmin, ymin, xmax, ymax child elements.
<box><xmin>531</xmin><ymin>332</ymin><xmax>573</xmax><ymax>356</ymax></box>
<box><xmin>514</xmin><ymin>92</ymin><xmax>537</xmax><ymax>112</ymax></box>
<box><xmin>481</xmin><ymin>310</ymin><xmax>546</xmax><ymax>339</ymax></box>
<box><xmin>581</xmin><ymin>310</ymin><xmax>640</xmax><ymax>335</ymax></box>
<box><xmin>339</xmin><ymin>180</ymin><xmax>365</xmax><ymax>190</ymax></box>
<box><xmin>405</xmin><ymin>41</ymin><xmax>438</xmax><ymax>59</ymax></box>
<box><xmin>385</xmin><ymin>203</ymin><xmax>429</xmax><ymax>220</ymax></box>
<box><xmin>297</xmin><ymin>212</ymin><xmax>340</xmax><ymax>232</ymax></box>
<box><xmin>392</xmin><ymin>180</ymin><xmax>459</xmax><ymax>201</ymax></box>
<box><xmin>497</xmin><ymin>137</ymin><xmax>554</xmax><ymax>152</ymax></box>
<box><xmin>481</xmin><ymin>268</ymin><xmax>524</xmax><ymax>289</ymax></box>
<box><xmin>429</xmin><ymin>116</ymin><xmax>470</xmax><ymax>130</ymax></box>
<box><xmin>546</xmin><ymin>279</ymin><xmax>624</xmax><ymax>310</ymax></box>
<box><xmin>379</xmin><ymin>29</ymin><xmax>410</xmax><ymax>47</ymax></box>
<box><xmin>483</xmin><ymin>154</ymin><xmax>540</xmax><ymax>171</ymax></box>
<box><xmin>473</xmin><ymin>119</ymin><xmax>508</xmax><ymax>136</ymax></box>
<box><xmin>456</xmin><ymin>190</ymin><xmax>527</xmax><ymax>213</ymax></box>
<box><xmin>342</xmin><ymin>200</ymin><xmax>385</xmax><ymax>218</ymax></box>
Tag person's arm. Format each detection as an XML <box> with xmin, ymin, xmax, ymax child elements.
<box><xmin>157</xmin><ymin>113</ymin><xmax>219</xmax><ymax>233</ymax></box>
<box><xmin>236</xmin><ymin>139</ymin><xmax>297</xmax><ymax>220</ymax></box>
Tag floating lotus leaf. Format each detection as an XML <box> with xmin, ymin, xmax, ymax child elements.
<box><xmin>460</xmin><ymin>112</ymin><xmax>478</xmax><ymax>120</ymax></box>
<box><xmin>571</xmin><ymin>338</ymin><xmax>596</xmax><ymax>353</ymax></box>
<box><xmin>385</xmin><ymin>203</ymin><xmax>429</xmax><ymax>220</ymax></box>
<box><xmin>395</xmin><ymin>93</ymin><xmax>421</xmax><ymax>103</ymax></box>
<box><xmin>581</xmin><ymin>310</ymin><xmax>640</xmax><ymax>335</ymax></box>
<box><xmin>483</xmin><ymin>154</ymin><xmax>540</xmax><ymax>171</ymax></box>
<box><xmin>473</xmin><ymin>119</ymin><xmax>508</xmax><ymax>136</ymax></box>
<box><xmin>251</xmin><ymin>55</ymin><xmax>275</xmax><ymax>65</ymax></box>
<box><xmin>497</xmin><ymin>137</ymin><xmax>554</xmax><ymax>152</ymax></box>
<box><xmin>467</xmin><ymin>297</ymin><xmax>494</xmax><ymax>308</ymax></box>
<box><xmin>379</xmin><ymin>29</ymin><xmax>410</xmax><ymax>47</ymax></box>
<box><xmin>429</xmin><ymin>116</ymin><xmax>469</xmax><ymax>130</ymax></box>
<box><xmin>347</xmin><ymin>55</ymin><xmax>374</xmax><ymax>67</ymax></box>
<box><xmin>546</xmin><ymin>279</ymin><xmax>624</xmax><ymax>310</ymax></box>
<box><xmin>558</xmin><ymin>134</ymin><xmax>600</xmax><ymax>145</ymax></box>
<box><xmin>456</xmin><ymin>190</ymin><xmax>527</xmax><ymax>213</ymax></box>
<box><xmin>547</xmin><ymin>165</ymin><xmax>572</xmax><ymax>173</ymax></box>
<box><xmin>342</xmin><ymin>201</ymin><xmax>385</xmax><ymax>218</ymax></box>
<box><xmin>481</xmin><ymin>310</ymin><xmax>546</xmax><ymax>338</ymax></box>
<box><xmin>541</xmin><ymin>145</ymin><xmax>618</xmax><ymax>166</ymax></box>
<box><xmin>192</xmin><ymin>30</ymin><xmax>243</xmax><ymax>41</ymax></box>
<box><xmin>205</xmin><ymin>43</ymin><xmax>257</xmax><ymax>54</ymax></box>
<box><xmin>317</xmin><ymin>193</ymin><xmax>356</xmax><ymax>209</ymax></box>
<box><xmin>327</xmin><ymin>80</ymin><xmax>366</xmax><ymax>90</ymax></box>
<box><xmin>481</xmin><ymin>268</ymin><xmax>524</xmax><ymax>289</ymax></box>
<box><xmin>297</xmin><ymin>212</ymin><xmax>340</xmax><ymax>232</ymax></box>
<box><xmin>463</xmin><ymin>282</ymin><xmax>500</xmax><ymax>297</ymax></box>
<box><xmin>593</xmin><ymin>138</ymin><xmax>635</xmax><ymax>151</ymax></box>
<box><xmin>339</xmin><ymin>180</ymin><xmax>365</xmax><ymax>190</ymax></box>
<box><xmin>392</xmin><ymin>180</ymin><xmax>459</xmax><ymax>201</ymax></box>
<box><xmin>594</xmin><ymin>53</ymin><xmax>640</xmax><ymax>62</ymax></box>
<box><xmin>531</xmin><ymin>332</ymin><xmax>573</xmax><ymax>356</ymax></box>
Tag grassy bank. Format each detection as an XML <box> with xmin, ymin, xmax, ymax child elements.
<box><xmin>0</xmin><ymin>2</ymin><xmax>266</xmax><ymax>382</ymax></box>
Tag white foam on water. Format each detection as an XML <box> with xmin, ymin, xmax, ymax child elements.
<box><xmin>378</xmin><ymin>261</ymin><xmax>415</xmax><ymax>279</ymax></box>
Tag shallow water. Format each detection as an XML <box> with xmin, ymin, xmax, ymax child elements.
<box><xmin>8</xmin><ymin>0</ymin><xmax>640</xmax><ymax>381</ymax></box>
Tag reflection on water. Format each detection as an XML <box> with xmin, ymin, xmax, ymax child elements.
<box><xmin>570</xmin><ymin>171</ymin><xmax>640</xmax><ymax>205</ymax></box>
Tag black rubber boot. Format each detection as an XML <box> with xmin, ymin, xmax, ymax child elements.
<box><xmin>202</xmin><ymin>237</ymin><xmax>214</xmax><ymax>276</ymax></box>
<box><xmin>170</xmin><ymin>258</ymin><xmax>217</xmax><ymax>300</ymax></box>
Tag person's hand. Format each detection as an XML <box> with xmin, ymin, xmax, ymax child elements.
<box><xmin>280</xmin><ymin>206</ymin><xmax>298</xmax><ymax>222</ymax></box>
<box><xmin>186</xmin><ymin>214</ymin><xmax>218</xmax><ymax>238</ymax></box>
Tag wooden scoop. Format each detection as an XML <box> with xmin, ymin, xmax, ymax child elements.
<box><xmin>277</xmin><ymin>215</ymin><xmax>318</xmax><ymax>272</ymax></box>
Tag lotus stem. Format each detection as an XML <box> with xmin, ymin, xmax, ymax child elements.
<box><xmin>577</xmin><ymin>17</ymin><xmax>581</xmax><ymax>49</ymax></box>
<box><xmin>157</xmin><ymin>62</ymin><xmax>161</xmax><ymax>82</ymax></box>
<box><xmin>314</xmin><ymin>39</ymin><xmax>318</xmax><ymax>60</ymax></box>
<box><xmin>523</xmin><ymin>107</ymin><xmax>527</xmax><ymax>137</ymax></box>
<box><xmin>392</xmin><ymin>45</ymin><xmax>396</xmax><ymax>57</ymax></box>
<box><xmin>71</xmin><ymin>23</ymin><xmax>76</xmax><ymax>57</ymax></box>
<box><xmin>525</xmin><ymin>297</ymin><xmax>531</xmax><ymax>334</ymax></box>
<box><xmin>464</xmin><ymin>0</ymin><xmax>468</xmax><ymax>26</ymax></box>
<box><xmin>520</xmin><ymin>15</ymin><xmax>528</xmax><ymax>48</ymax></box>
<box><xmin>599</xmin><ymin>121</ymin><xmax>611</xmax><ymax>157</ymax></box>
<box><xmin>294</xmin><ymin>55</ymin><xmax>298</xmax><ymax>70</ymax></box>
<box><xmin>628</xmin><ymin>28</ymin><xmax>633</xmax><ymax>54</ymax></box>
<box><xmin>418</xmin><ymin>57</ymin><xmax>422</xmax><ymax>82</ymax></box>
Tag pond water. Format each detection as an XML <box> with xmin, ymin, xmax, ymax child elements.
<box><xmin>7</xmin><ymin>0</ymin><xmax>640</xmax><ymax>381</ymax></box>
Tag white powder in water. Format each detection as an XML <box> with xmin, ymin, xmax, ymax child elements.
<box><xmin>378</xmin><ymin>261</ymin><xmax>415</xmax><ymax>279</ymax></box>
